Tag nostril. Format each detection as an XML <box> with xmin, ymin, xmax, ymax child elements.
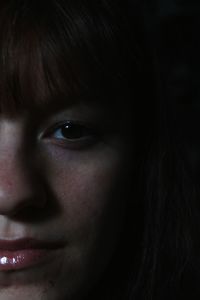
<box><xmin>0</xmin><ymin>185</ymin><xmax>57</xmax><ymax>222</ymax></box>
<box><xmin>5</xmin><ymin>196</ymin><xmax>46</xmax><ymax>219</ymax></box>
<box><xmin>0</xmin><ymin>171</ymin><xmax>46</xmax><ymax>217</ymax></box>
<box><xmin>0</xmin><ymin>185</ymin><xmax>47</xmax><ymax>218</ymax></box>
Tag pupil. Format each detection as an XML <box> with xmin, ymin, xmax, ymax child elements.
<box><xmin>61</xmin><ymin>123</ymin><xmax>84</xmax><ymax>139</ymax></box>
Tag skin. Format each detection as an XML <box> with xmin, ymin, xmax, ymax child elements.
<box><xmin>0</xmin><ymin>103</ymin><xmax>131</xmax><ymax>300</ymax></box>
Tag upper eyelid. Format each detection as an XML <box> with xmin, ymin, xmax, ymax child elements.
<box><xmin>47</xmin><ymin>120</ymin><xmax>96</xmax><ymax>132</ymax></box>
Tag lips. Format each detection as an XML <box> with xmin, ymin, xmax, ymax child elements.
<box><xmin>0</xmin><ymin>238</ymin><xmax>63</xmax><ymax>271</ymax></box>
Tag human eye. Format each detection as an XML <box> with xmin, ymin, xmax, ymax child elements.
<box><xmin>40</xmin><ymin>120</ymin><xmax>99</xmax><ymax>149</ymax></box>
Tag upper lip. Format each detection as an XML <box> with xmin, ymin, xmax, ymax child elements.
<box><xmin>0</xmin><ymin>238</ymin><xmax>64</xmax><ymax>251</ymax></box>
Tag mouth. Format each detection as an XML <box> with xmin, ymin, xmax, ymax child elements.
<box><xmin>0</xmin><ymin>238</ymin><xmax>64</xmax><ymax>271</ymax></box>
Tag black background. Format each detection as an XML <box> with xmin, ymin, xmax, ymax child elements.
<box><xmin>150</xmin><ymin>0</ymin><xmax>200</xmax><ymax>178</ymax></box>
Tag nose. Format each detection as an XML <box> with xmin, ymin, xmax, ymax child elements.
<box><xmin>0</xmin><ymin>156</ymin><xmax>36</xmax><ymax>216</ymax></box>
<box><xmin>0</xmin><ymin>121</ymin><xmax>45</xmax><ymax>216</ymax></box>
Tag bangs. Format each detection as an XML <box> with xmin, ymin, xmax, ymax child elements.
<box><xmin>0</xmin><ymin>0</ymin><xmax>144</xmax><ymax>115</ymax></box>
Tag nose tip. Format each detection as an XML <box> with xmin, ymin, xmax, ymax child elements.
<box><xmin>0</xmin><ymin>156</ymin><xmax>46</xmax><ymax>217</ymax></box>
<box><xmin>0</xmin><ymin>177</ymin><xmax>32</xmax><ymax>216</ymax></box>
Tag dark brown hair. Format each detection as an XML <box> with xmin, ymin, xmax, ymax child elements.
<box><xmin>0</xmin><ymin>0</ymin><xmax>149</xmax><ymax>115</ymax></box>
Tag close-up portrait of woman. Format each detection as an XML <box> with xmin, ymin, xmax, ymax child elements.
<box><xmin>0</xmin><ymin>0</ymin><xmax>198</xmax><ymax>299</ymax></box>
<box><xmin>0</xmin><ymin>1</ymin><xmax>157</xmax><ymax>299</ymax></box>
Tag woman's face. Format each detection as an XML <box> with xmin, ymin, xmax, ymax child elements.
<box><xmin>0</xmin><ymin>101</ymin><xmax>130</xmax><ymax>300</ymax></box>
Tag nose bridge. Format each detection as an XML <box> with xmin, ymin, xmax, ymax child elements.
<box><xmin>0</xmin><ymin>120</ymin><xmax>38</xmax><ymax>215</ymax></box>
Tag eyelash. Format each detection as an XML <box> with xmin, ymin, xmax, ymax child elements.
<box><xmin>41</xmin><ymin>121</ymin><xmax>99</xmax><ymax>149</ymax></box>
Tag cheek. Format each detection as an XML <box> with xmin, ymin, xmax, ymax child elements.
<box><xmin>34</xmin><ymin>145</ymin><xmax>126</xmax><ymax>298</ymax></box>
<box><xmin>40</xmin><ymin>145</ymin><xmax>125</xmax><ymax>237</ymax></box>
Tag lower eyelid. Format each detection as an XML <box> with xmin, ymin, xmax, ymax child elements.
<box><xmin>42</xmin><ymin>135</ymin><xmax>99</xmax><ymax>151</ymax></box>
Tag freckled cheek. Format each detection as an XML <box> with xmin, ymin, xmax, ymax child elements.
<box><xmin>40</xmin><ymin>147</ymin><xmax>123</xmax><ymax>230</ymax></box>
<box><xmin>37</xmin><ymin>147</ymin><xmax>124</xmax><ymax>292</ymax></box>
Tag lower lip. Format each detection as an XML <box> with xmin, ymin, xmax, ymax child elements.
<box><xmin>0</xmin><ymin>249</ymin><xmax>50</xmax><ymax>271</ymax></box>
